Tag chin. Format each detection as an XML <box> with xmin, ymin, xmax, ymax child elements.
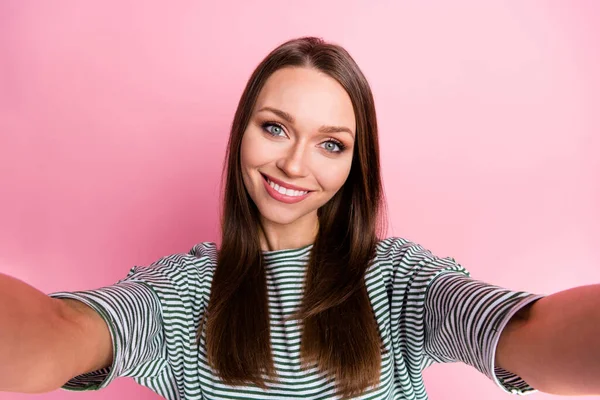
<box><xmin>258</xmin><ymin>206</ymin><xmax>305</xmax><ymax>226</ymax></box>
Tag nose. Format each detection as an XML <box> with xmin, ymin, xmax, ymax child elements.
<box><xmin>275</xmin><ymin>141</ymin><xmax>310</xmax><ymax>178</ymax></box>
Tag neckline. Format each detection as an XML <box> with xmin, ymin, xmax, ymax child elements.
<box><xmin>261</xmin><ymin>243</ymin><xmax>314</xmax><ymax>262</ymax></box>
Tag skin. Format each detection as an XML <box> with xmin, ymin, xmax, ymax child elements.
<box><xmin>240</xmin><ymin>66</ymin><xmax>356</xmax><ymax>251</ymax></box>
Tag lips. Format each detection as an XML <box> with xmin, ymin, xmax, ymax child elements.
<box><xmin>260</xmin><ymin>173</ymin><xmax>313</xmax><ymax>192</ymax></box>
<box><xmin>261</xmin><ymin>173</ymin><xmax>313</xmax><ymax>204</ymax></box>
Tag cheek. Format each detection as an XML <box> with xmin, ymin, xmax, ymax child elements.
<box><xmin>239</xmin><ymin>132</ymin><xmax>252</xmax><ymax>168</ymax></box>
<box><xmin>316</xmin><ymin>159</ymin><xmax>352</xmax><ymax>192</ymax></box>
<box><xmin>239</xmin><ymin>133</ymin><xmax>257</xmax><ymax>192</ymax></box>
<box><xmin>240</xmin><ymin>129</ymin><xmax>272</xmax><ymax>169</ymax></box>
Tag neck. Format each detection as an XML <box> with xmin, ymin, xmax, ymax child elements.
<box><xmin>259</xmin><ymin>212</ymin><xmax>319</xmax><ymax>251</ymax></box>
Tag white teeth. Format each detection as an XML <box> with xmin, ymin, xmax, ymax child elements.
<box><xmin>267</xmin><ymin>178</ymin><xmax>308</xmax><ymax>197</ymax></box>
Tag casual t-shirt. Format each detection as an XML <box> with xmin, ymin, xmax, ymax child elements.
<box><xmin>49</xmin><ymin>237</ymin><xmax>544</xmax><ymax>399</ymax></box>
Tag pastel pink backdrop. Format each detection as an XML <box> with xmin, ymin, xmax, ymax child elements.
<box><xmin>1</xmin><ymin>1</ymin><xmax>598</xmax><ymax>399</ymax></box>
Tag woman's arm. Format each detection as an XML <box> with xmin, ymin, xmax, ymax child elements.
<box><xmin>496</xmin><ymin>283</ymin><xmax>600</xmax><ymax>395</ymax></box>
<box><xmin>0</xmin><ymin>273</ymin><xmax>112</xmax><ymax>393</ymax></box>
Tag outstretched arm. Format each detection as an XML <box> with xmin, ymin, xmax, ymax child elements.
<box><xmin>496</xmin><ymin>283</ymin><xmax>600</xmax><ymax>395</ymax></box>
<box><xmin>0</xmin><ymin>273</ymin><xmax>112</xmax><ymax>393</ymax></box>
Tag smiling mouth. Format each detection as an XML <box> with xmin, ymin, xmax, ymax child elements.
<box><xmin>261</xmin><ymin>173</ymin><xmax>312</xmax><ymax>197</ymax></box>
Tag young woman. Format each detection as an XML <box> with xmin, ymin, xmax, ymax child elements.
<box><xmin>1</xmin><ymin>37</ymin><xmax>599</xmax><ymax>399</ymax></box>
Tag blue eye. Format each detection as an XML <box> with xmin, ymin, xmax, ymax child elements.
<box><xmin>262</xmin><ymin>121</ymin><xmax>347</xmax><ymax>154</ymax></box>
<box><xmin>262</xmin><ymin>122</ymin><xmax>285</xmax><ymax>137</ymax></box>
<box><xmin>321</xmin><ymin>139</ymin><xmax>346</xmax><ymax>154</ymax></box>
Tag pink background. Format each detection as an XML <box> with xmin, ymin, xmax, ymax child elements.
<box><xmin>1</xmin><ymin>1</ymin><xmax>599</xmax><ymax>399</ymax></box>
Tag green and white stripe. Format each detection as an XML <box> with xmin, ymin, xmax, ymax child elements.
<box><xmin>50</xmin><ymin>237</ymin><xmax>543</xmax><ymax>399</ymax></box>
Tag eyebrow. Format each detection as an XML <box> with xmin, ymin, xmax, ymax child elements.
<box><xmin>257</xmin><ymin>106</ymin><xmax>355</xmax><ymax>139</ymax></box>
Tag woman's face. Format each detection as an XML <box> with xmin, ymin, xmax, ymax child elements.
<box><xmin>240</xmin><ymin>66</ymin><xmax>356</xmax><ymax>227</ymax></box>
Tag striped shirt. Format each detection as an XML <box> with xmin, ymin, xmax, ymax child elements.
<box><xmin>49</xmin><ymin>237</ymin><xmax>544</xmax><ymax>399</ymax></box>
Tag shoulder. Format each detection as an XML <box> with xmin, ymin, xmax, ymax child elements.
<box><xmin>188</xmin><ymin>241</ymin><xmax>219</xmax><ymax>262</ymax></box>
<box><xmin>375</xmin><ymin>236</ymin><xmax>413</xmax><ymax>258</ymax></box>
<box><xmin>121</xmin><ymin>241</ymin><xmax>218</xmax><ymax>294</ymax></box>
<box><xmin>375</xmin><ymin>236</ymin><xmax>434</xmax><ymax>265</ymax></box>
<box><xmin>376</xmin><ymin>236</ymin><xmax>464</xmax><ymax>265</ymax></box>
<box><xmin>375</xmin><ymin>236</ymin><xmax>470</xmax><ymax>283</ymax></box>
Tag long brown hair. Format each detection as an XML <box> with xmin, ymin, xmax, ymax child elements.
<box><xmin>201</xmin><ymin>37</ymin><xmax>387</xmax><ymax>399</ymax></box>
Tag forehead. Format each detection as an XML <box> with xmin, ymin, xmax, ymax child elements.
<box><xmin>254</xmin><ymin>67</ymin><xmax>356</xmax><ymax>133</ymax></box>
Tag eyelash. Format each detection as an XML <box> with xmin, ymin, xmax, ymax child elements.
<box><xmin>260</xmin><ymin>121</ymin><xmax>347</xmax><ymax>153</ymax></box>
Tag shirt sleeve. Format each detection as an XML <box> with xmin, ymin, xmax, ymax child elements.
<box><xmin>422</xmin><ymin>266</ymin><xmax>545</xmax><ymax>395</ymax></box>
<box><xmin>48</xmin><ymin>263</ymin><xmax>170</xmax><ymax>391</ymax></box>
